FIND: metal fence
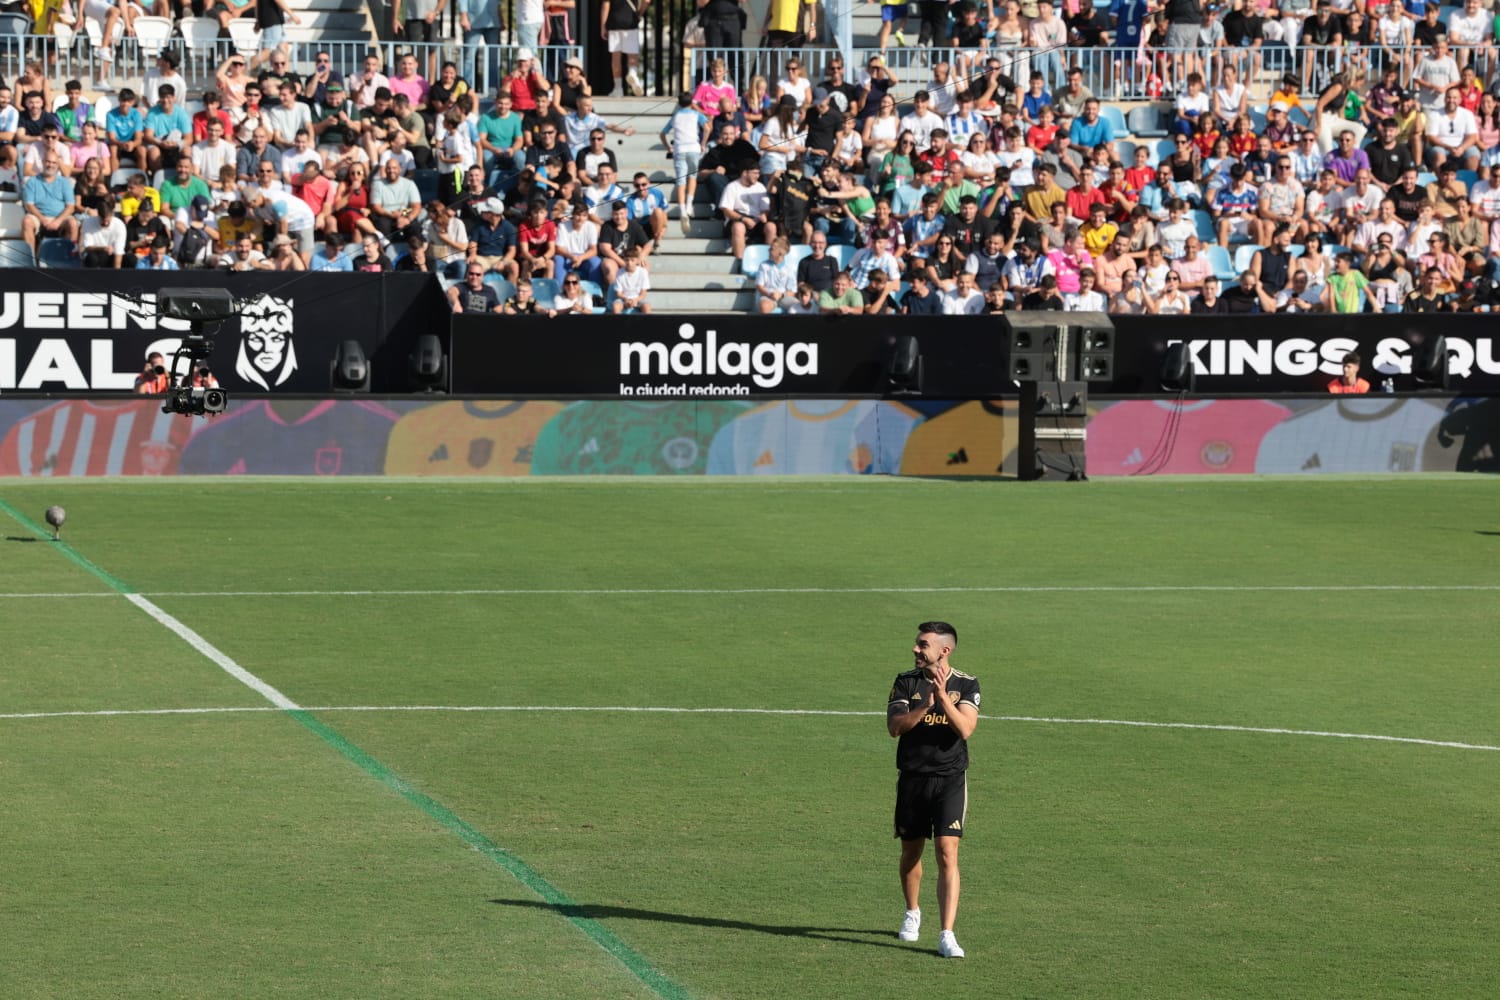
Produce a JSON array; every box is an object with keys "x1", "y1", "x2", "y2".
[
  {"x1": 0, "y1": 36, "x2": 579, "y2": 98},
  {"x1": 692, "y1": 42, "x2": 1497, "y2": 109}
]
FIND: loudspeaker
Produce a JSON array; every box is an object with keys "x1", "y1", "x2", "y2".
[
  {"x1": 1413, "y1": 336, "x2": 1450, "y2": 390},
  {"x1": 1006, "y1": 315, "x2": 1063, "y2": 382},
  {"x1": 410, "y1": 334, "x2": 447, "y2": 392},
  {"x1": 158, "y1": 288, "x2": 236, "y2": 322},
  {"x1": 1077, "y1": 323, "x2": 1114, "y2": 382},
  {"x1": 330, "y1": 339, "x2": 370, "y2": 392},
  {"x1": 1161, "y1": 342, "x2": 1196, "y2": 393},
  {"x1": 887, "y1": 334, "x2": 923, "y2": 394},
  {"x1": 1017, "y1": 381, "x2": 1087, "y2": 481}
]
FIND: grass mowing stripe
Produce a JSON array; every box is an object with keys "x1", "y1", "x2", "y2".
[
  {"x1": 0, "y1": 500, "x2": 691, "y2": 1000},
  {"x1": 5, "y1": 704, "x2": 1499, "y2": 753},
  {"x1": 10, "y1": 584, "x2": 1500, "y2": 599}
]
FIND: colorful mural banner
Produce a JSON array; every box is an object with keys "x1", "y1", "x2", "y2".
[{"x1": 2, "y1": 398, "x2": 1494, "y2": 479}]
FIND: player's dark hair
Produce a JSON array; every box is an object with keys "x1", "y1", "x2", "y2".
[{"x1": 917, "y1": 622, "x2": 957, "y2": 647}]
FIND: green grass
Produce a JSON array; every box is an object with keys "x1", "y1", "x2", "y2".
[{"x1": 1, "y1": 477, "x2": 1497, "y2": 999}]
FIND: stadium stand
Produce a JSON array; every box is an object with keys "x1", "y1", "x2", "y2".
[{"x1": 0, "y1": 1, "x2": 1497, "y2": 316}]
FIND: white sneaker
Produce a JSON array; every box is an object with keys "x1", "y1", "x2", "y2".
[
  {"x1": 938, "y1": 930, "x2": 965, "y2": 958},
  {"x1": 625, "y1": 70, "x2": 644, "y2": 96},
  {"x1": 897, "y1": 909, "x2": 921, "y2": 942}
]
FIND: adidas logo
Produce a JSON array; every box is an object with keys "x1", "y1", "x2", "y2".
[
  {"x1": 754, "y1": 449, "x2": 774, "y2": 467},
  {"x1": 1302, "y1": 452, "x2": 1321, "y2": 470},
  {"x1": 579, "y1": 437, "x2": 600, "y2": 455},
  {"x1": 428, "y1": 444, "x2": 448, "y2": 462},
  {"x1": 1123, "y1": 446, "x2": 1143, "y2": 466},
  {"x1": 947, "y1": 820, "x2": 961, "y2": 830},
  {"x1": 946, "y1": 447, "x2": 968, "y2": 465}
]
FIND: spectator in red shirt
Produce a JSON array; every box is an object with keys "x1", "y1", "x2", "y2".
[
  {"x1": 192, "y1": 91, "x2": 233, "y2": 143},
  {"x1": 917, "y1": 128, "x2": 962, "y2": 175},
  {"x1": 517, "y1": 198, "x2": 558, "y2": 278},
  {"x1": 293, "y1": 160, "x2": 334, "y2": 234},
  {"x1": 1065, "y1": 168, "x2": 1108, "y2": 224}
]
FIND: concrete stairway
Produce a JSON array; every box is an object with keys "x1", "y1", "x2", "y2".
[
  {"x1": 287, "y1": 0, "x2": 375, "y2": 44},
  {"x1": 595, "y1": 96, "x2": 751, "y2": 313}
]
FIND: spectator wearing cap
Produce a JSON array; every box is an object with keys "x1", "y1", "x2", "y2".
[
  {"x1": 597, "y1": 199, "x2": 653, "y2": 283},
  {"x1": 564, "y1": 96, "x2": 633, "y2": 159},
  {"x1": 556, "y1": 57, "x2": 593, "y2": 114},
  {"x1": 21, "y1": 152, "x2": 76, "y2": 255},
  {"x1": 268, "y1": 232, "x2": 306, "y2": 270},
  {"x1": 505, "y1": 49, "x2": 549, "y2": 114},
  {"x1": 459, "y1": 0, "x2": 505, "y2": 92},
  {"x1": 1264, "y1": 102, "x2": 1298, "y2": 151},
  {"x1": 468, "y1": 196, "x2": 520, "y2": 279}
]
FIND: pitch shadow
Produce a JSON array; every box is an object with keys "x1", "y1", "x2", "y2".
[
  {"x1": 4, "y1": 535, "x2": 38, "y2": 543},
  {"x1": 489, "y1": 899, "x2": 910, "y2": 951},
  {"x1": 1476, "y1": 531, "x2": 1500, "y2": 537}
]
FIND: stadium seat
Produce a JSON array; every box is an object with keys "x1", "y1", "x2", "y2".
[
  {"x1": 829, "y1": 244, "x2": 856, "y2": 269},
  {"x1": 1127, "y1": 105, "x2": 1168, "y2": 138},
  {"x1": 531, "y1": 277, "x2": 560, "y2": 309},
  {"x1": 109, "y1": 167, "x2": 138, "y2": 190},
  {"x1": 0, "y1": 200, "x2": 23, "y2": 238},
  {"x1": 1233, "y1": 244, "x2": 1263, "y2": 274},
  {"x1": 1416, "y1": 171, "x2": 1437, "y2": 186},
  {"x1": 1191, "y1": 210, "x2": 1216, "y2": 243},
  {"x1": 1099, "y1": 106, "x2": 1127, "y2": 137},
  {"x1": 1205, "y1": 245, "x2": 1236, "y2": 281},
  {"x1": 1457, "y1": 169, "x2": 1479, "y2": 188},
  {"x1": 38, "y1": 238, "x2": 81, "y2": 268},
  {"x1": 481, "y1": 274, "x2": 515, "y2": 303},
  {"x1": 1155, "y1": 138, "x2": 1176, "y2": 163},
  {"x1": 0, "y1": 238, "x2": 33, "y2": 267},
  {"x1": 0, "y1": 11, "x2": 27, "y2": 35},
  {"x1": 1249, "y1": 105, "x2": 1267, "y2": 132},
  {"x1": 785, "y1": 243, "x2": 812, "y2": 269},
  {"x1": 740, "y1": 244, "x2": 770, "y2": 276},
  {"x1": 131, "y1": 16, "x2": 173, "y2": 58},
  {"x1": 227, "y1": 20, "x2": 261, "y2": 55},
  {"x1": 178, "y1": 17, "x2": 220, "y2": 77},
  {"x1": 412, "y1": 168, "x2": 441, "y2": 207},
  {"x1": 1113, "y1": 139, "x2": 1139, "y2": 167}
]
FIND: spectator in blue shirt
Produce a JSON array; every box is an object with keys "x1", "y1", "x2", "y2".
[
  {"x1": 140, "y1": 237, "x2": 181, "y2": 270},
  {"x1": 625, "y1": 172, "x2": 668, "y2": 244},
  {"x1": 22, "y1": 153, "x2": 78, "y2": 255},
  {"x1": 469, "y1": 197, "x2": 520, "y2": 280},
  {"x1": 310, "y1": 232, "x2": 355, "y2": 271},
  {"x1": 1067, "y1": 99, "x2": 1115, "y2": 155},
  {"x1": 143, "y1": 85, "x2": 193, "y2": 174},
  {"x1": 106, "y1": 89, "x2": 146, "y2": 167}
]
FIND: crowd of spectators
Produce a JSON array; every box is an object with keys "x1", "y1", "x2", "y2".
[
  {"x1": 664, "y1": 2, "x2": 1500, "y2": 316},
  {"x1": 9, "y1": 0, "x2": 1500, "y2": 317}
]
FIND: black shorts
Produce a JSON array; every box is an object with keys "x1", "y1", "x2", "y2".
[
  {"x1": 723, "y1": 217, "x2": 766, "y2": 242},
  {"x1": 404, "y1": 18, "x2": 435, "y2": 42},
  {"x1": 894, "y1": 770, "x2": 967, "y2": 841}
]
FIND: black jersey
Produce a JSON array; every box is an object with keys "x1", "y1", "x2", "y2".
[{"x1": 887, "y1": 666, "x2": 981, "y2": 775}]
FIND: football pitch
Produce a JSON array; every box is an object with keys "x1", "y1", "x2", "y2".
[{"x1": 2, "y1": 475, "x2": 1497, "y2": 999}]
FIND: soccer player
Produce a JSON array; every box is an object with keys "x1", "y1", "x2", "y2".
[{"x1": 886, "y1": 621, "x2": 980, "y2": 959}]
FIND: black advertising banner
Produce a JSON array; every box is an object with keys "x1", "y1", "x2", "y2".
[
  {"x1": 454, "y1": 313, "x2": 1500, "y2": 399},
  {"x1": 1103, "y1": 314, "x2": 1500, "y2": 395},
  {"x1": 0, "y1": 271, "x2": 445, "y2": 396},
  {"x1": 452, "y1": 314, "x2": 1012, "y2": 397}
]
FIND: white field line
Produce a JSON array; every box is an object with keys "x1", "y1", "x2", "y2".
[
  {"x1": 123, "y1": 593, "x2": 301, "y2": 710},
  {"x1": 3, "y1": 703, "x2": 1497, "y2": 753},
  {"x1": 5, "y1": 584, "x2": 1500, "y2": 599}
]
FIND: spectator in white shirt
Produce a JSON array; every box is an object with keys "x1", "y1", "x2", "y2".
[
  {"x1": 1424, "y1": 87, "x2": 1479, "y2": 170},
  {"x1": 899, "y1": 91, "x2": 945, "y2": 152},
  {"x1": 1446, "y1": 0, "x2": 1494, "y2": 69},
  {"x1": 942, "y1": 270, "x2": 984, "y2": 313},
  {"x1": 79, "y1": 196, "x2": 127, "y2": 268},
  {"x1": 609, "y1": 248, "x2": 652, "y2": 313},
  {"x1": 1412, "y1": 40, "x2": 1461, "y2": 113},
  {"x1": 1065, "y1": 268, "x2": 1108, "y2": 311},
  {"x1": 719, "y1": 163, "x2": 776, "y2": 260}
]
